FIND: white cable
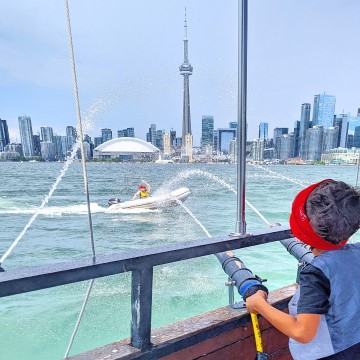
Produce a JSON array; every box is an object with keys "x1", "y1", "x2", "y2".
[
  {"x1": 63, "y1": 0, "x2": 97, "y2": 357},
  {"x1": 64, "y1": 0, "x2": 96, "y2": 261}
]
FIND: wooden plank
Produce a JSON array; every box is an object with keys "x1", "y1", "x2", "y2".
[{"x1": 69, "y1": 284, "x2": 297, "y2": 360}]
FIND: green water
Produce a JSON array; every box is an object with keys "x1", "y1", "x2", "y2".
[{"x1": 0, "y1": 162, "x2": 359, "y2": 359}]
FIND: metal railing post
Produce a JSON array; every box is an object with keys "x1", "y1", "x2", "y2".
[
  {"x1": 131, "y1": 267, "x2": 153, "y2": 351},
  {"x1": 235, "y1": 0, "x2": 248, "y2": 236}
]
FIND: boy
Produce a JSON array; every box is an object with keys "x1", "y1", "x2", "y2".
[
  {"x1": 246, "y1": 179, "x2": 360, "y2": 359},
  {"x1": 132, "y1": 180, "x2": 151, "y2": 200}
]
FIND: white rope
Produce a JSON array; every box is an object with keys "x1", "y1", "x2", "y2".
[
  {"x1": 64, "y1": 0, "x2": 96, "y2": 261},
  {"x1": 64, "y1": 279, "x2": 95, "y2": 358},
  {"x1": 63, "y1": 0, "x2": 97, "y2": 357}
]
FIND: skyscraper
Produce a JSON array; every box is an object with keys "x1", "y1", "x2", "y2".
[
  {"x1": 293, "y1": 120, "x2": 300, "y2": 158},
  {"x1": 259, "y1": 122, "x2": 268, "y2": 141},
  {"x1": 201, "y1": 115, "x2": 214, "y2": 148},
  {"x1": 229, "y1": 122, "x2": 238, "y2": 139},
  {"x1": 334, "y1": 114, "x2": 349, "y2": 148},
  {"x1": 40, "y1": 142, "x2": 56, "y2": 161},
  {"x1": 312, "y1": 94, "x2": 336, "y2": 130},
  {"x1": 346, "y1": 114, "x2": 360, "y2": 135},
  {"x1": 147, "y1": 124, "x2": 157, "y2": 146},
  {"x1": 156, "y1": 130, "x2": 164, "y2": 150},
  {"x1": 18, "y1": 115, "x2": 35, "y2": 157},
  {"x1": 278, "y1": 134, "x2": 295, "y2": 161},
  {"x1": 305, "y1": 126, "x2": 324, "y2": 161},
  {"x1": 179, "y1": 9, "x2": 193, "y2": 146},
  {"x1": 354, "y1": 126, "x2": 360, "y2": 148},
  {"x1": 101, "y1": 128, "x2": 112, "y2": 143},
  {"x1": 40, "y1": 126, "x2": 54, "y2": 142},
  {"x1": 0, "y1": 119, "x2": 10, "y2": 151},
  {"x1": 251, "y1": 139, "x2": 265, "y2": 162},
  {"x1": 299, "y1": 103, "x2": 311, "y2": 159},
  {"x1": 94, "y1": 137, "x2": 103, "y2": 148},
  {"x1": 216, "y1": 128, "x2": 237, "y2": 154},
  {"x1": 53, "y1": 135, "x2": 66, "y2": 160},
  {"x1": 66, "y1": 126, "x2": 77, "y2": 154},
  {"x1": 118, "y1": 128, "x2": 135, "y2": 138},
  {"x1": 324, "y1": 127, "x2": 339, "y2": 151},
  {"x1": 170, "y1": 130, "x2": 176, "y2": 148},
  {"x1": 273, "y1": 127, "x2": 288, "y2": 159},
  {"x1": 163, "y1": 133, "x2": 171, "y2": 156},
  {"x1": 33, "y1": 134, "x2": 41, "y2": 156}
]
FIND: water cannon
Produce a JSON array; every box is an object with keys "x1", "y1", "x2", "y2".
[
  {"x1": 281, "y1": 238, "x2": 313, "y2": 264},
  {"x1": 216, "y1": 252, "x2": 268, "y2": 303},
  {"x1": 280, "y1": 238, "x2": 314, "y2": 283},
  {"x1": 217, "y1": 252, "x2": 269, "y2": 359}
]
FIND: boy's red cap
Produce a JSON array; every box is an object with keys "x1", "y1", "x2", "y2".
[{"x1": 289, "y1": 179, "x2": 348, "y2": 250}]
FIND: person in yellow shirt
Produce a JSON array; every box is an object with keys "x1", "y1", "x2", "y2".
[{"x1": 132, "y1": 180, "x2": 151, "y2": 200}]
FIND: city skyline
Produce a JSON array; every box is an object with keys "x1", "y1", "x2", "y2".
[
  {"x1": 1, "y1": 1, "x2": 360, "y2": 145},
  {"x1": 2, "y1": 90, "x2": 360, "y2": 162},
  {"x1": 2, "y1": 91, "x2": 359, "y2": 146}
]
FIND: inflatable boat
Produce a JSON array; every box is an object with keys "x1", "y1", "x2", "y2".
[{"x1": 108, "y1": 187, "x2": 191, "y2": 210}]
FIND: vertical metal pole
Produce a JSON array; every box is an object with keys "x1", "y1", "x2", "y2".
[
  {"x1": 235, "y1": 0, "x2": 248, "y2": 235},
  {"x1": 131, "y1": 267, "x2": 153, "y2": 351}
]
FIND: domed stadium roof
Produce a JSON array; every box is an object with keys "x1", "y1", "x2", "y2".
[
  {"x1": 95, "y1": 137, "x2": 159, "y2": 153},
  {"x1": 94, "y1": 137, "x2": 160, "y2": 159}
]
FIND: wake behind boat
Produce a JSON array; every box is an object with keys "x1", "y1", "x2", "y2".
[{"x1": 108, "y1": 187, "x2": 191, "y2": 210}]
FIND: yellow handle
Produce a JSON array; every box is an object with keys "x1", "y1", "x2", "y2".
[{"x1": 251, "y1": 313, "x2": 263, "y2": 352}]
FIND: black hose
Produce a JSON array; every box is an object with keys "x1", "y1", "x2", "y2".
[{"x1": 216, "y1": 252, "x2": 268, "y2": 301}]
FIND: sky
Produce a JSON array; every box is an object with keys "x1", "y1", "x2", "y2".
[{"x1": 1, "y1": 0, "x2": 360, "y2": 146}]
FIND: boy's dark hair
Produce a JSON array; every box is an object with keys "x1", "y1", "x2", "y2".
[{"x1": 305, "y1": 180, "x2": 360, "y2": 244}]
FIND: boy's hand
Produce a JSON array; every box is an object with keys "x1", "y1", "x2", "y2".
[{"x1": 245, "y1": 290, "x2": 268, "y2": 314}]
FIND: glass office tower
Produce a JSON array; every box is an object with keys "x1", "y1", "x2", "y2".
[
  {"x1": 18, "y1": 115, "x2": 35, "y2": 157},
  {"x1": 0, "y1": 119, "x2": 10, "y2": 151},
  {"x1": 259, "y1": 122, "x2": 268, "y2": 141},
  {"x1": 299, "y1": 103, "x2": 311, "y2": 159},
  {"x1": 201, "y1": 115, "x2": 214, "y2": 148},
  {"x1": 312, "y1": 94, "x2": 336, "y2": 130}
]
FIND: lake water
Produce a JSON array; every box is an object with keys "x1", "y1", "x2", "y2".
[{"x1": 0, "y1": 162, "x2": 359, "y2": 359}]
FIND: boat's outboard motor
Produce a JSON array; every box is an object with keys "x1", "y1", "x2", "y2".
[{"x1": 108, "y1": 198, "x2": 121, "y2": 206}]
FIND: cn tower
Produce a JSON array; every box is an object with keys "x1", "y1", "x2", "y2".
[{"x1": 179, "y1": 8, "x2": 193, "y2": 146}]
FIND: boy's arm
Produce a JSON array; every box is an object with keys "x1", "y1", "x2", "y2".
[
  {"x1": 132, "y1": 191, "x2": 139, "y2": 200},
  {"x1": 142, "y1": 180, "x2": 151, "y2": 193},
  {"x1": 246, "y1": 290, "x2": 321, "y2": 343}
]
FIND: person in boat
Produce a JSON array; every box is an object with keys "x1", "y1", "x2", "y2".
[
  {"x1": 132, "y1": 180, "x2": 151, "y2": 200},
  {"x1": 246, "y1": 179, "x2": 360, "y2": 360}
]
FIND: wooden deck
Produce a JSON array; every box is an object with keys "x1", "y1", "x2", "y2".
[{"x1": 69, "y1": 284, "x2": 296, "y2": 360}]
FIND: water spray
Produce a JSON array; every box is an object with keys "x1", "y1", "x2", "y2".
[
  {"x1": 177, "y1": 197, "x2": 270, "y2": 360},
  {"x1": 177, "y1": 201, "x2": 268, "y2": 302},
  {"x1": 0, "y1": 142, "x2": 81, "y2": 267}
]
